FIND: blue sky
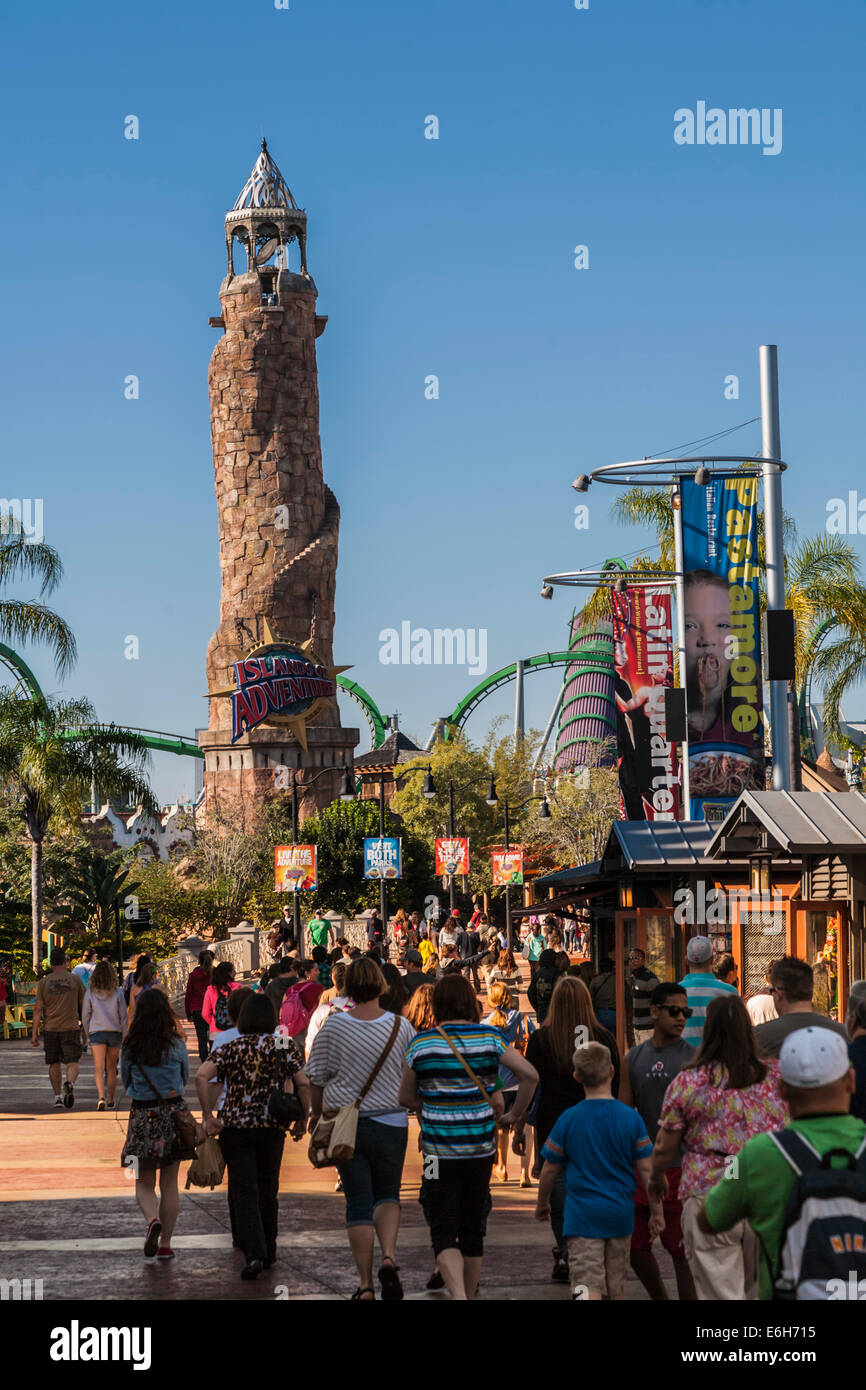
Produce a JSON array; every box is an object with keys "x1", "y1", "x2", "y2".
[{"x1": 1, "y1": 0, "x2": 864, "y2": 801}]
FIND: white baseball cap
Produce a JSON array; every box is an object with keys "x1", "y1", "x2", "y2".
[
  {"x1": 686, "y1": 935, "x2": 714, "y2": 964},
  {"x1": 778, "y1": 1026, "x2": 851, "y2": 1089}
]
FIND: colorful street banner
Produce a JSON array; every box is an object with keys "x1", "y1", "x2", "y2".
[
  {"x1": 681, "y1": 475, "x2": 764, "y2": 820},
  {"x1": 492, "y1": 849, "x2": 524, "y2": 886},
  {"x1": 435, "y1": 837, "x2": 470, "y2": 877},
  {"x1": 611, "y1": 587, "x2": 679, "y2": 822},
  {"x1": 274, "y1": 844, "x2": 317, "y2": 892},
  {"x1": 363, "y1": 837, "x2": 402, "y2": 879}
]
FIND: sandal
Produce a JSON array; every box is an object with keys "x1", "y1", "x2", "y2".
[
  {"x1": 378, "y1": 1259, "x2": 403, "y2": 1301},
  {"x1": 351, "y1": 1286, "x2": 375, "y2": 1300}
]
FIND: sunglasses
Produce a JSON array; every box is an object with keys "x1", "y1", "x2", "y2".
[{"x1": 658, "y1": 1005, "x2": 693, "y2": 1019}]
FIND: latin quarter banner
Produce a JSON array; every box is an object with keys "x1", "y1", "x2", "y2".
[
  {"x1": 611, "y1": 587, "x2": 679, "y2": 821},
  {"x1": 680, "y1": 475, "x2": 765, "y2": 820}
]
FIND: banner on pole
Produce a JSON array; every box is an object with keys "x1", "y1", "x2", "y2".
[
  {"x1": 492, "y1": 850, "x2": 524, "y2": 886},
  {"x1": 611, "y1": 586, "x2": 679, "y2": 821},
  {"x1": 435, "y1": 837, "x2": 470, "y2": 877},
  {"x1": 363, "y1": 837, "x2": 402, "y2": 879},
  {"x1": 274, "y1": 844, "x2": 317, "y2": 892},
  {"x1": 681, "y1": 475, "x2": 765, "y2": 820}
]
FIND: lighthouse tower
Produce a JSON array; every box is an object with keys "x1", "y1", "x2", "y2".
[{"x1": 199, "y1": 142, "x2": 358, "y2": 823}]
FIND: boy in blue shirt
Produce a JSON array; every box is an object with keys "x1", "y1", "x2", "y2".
[{"x1": 535, "y1": 1041, "x2": 662, "y2": 1300}]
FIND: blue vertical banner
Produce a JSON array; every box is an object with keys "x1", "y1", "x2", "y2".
[
  {"x1": 363, "y1": 837, "x2": 402, "y2": 879},
  {"x1": 680, "y1": 475, "x2": 765, "y2": 820}
]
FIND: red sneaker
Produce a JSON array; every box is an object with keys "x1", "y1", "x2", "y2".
[{"x1": 156, "y1": 1247, "x2": 175, "y2": 1260}]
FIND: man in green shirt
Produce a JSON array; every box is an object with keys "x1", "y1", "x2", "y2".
[
  {"x1": 699, "y1": 1026, "x2": 866, "y2": 1299},
  {"x1": 306, "y1": 914, "x2": 331, "y2": 953}
]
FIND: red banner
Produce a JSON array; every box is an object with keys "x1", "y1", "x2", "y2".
[
  {"x1": 492, "y1": 850, "x2": 524, "y2": 886},
  {"x1": 274, "y1": 845, "x2": 317, "y2": 892},
  {"x1": 611, "y1": 588, "x2": 680, "y2": 821},
  {"x1": 435, "y1": 837, "x2": 469, "y2": 876}
]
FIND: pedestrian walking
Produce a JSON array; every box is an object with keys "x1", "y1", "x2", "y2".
[
  {"x1": 535, "y1": 1041, "x2": 661, "y2": 1302},
  {"x1": 398, "y1": 974, "x2": 538, "y2": 1300},
  {"x1": 120, "y1": 989, "x2": 196, "y2": 1261},
  {"x1": 196, "y1": 993, "x2": 309, "y2": 1280},
  {"x1": 678, "y1": 936, "x2": 738, "y2": 1046},
  {"x1": 82, "y1": 960, "x2": 128, "y2": 1110},
  {"x1": 618, "y1": 981, "x2": 696, "y2": 1301},
  {"x1": 30, "y1": 947, "x2": 85, "y2": 1109},
  {"x1": 72, "y1": 948, "x2": 97, "y2": 989},
  {"x1": 753, "y1": 955, "x2": 849, "y2": 1058},
  {"x1": 184, "y1": 950, "x2": 214, "y2": 1062},
  {"x1": 588, "y1": 956, "x2": 618, "y2": 1034},
  {"x1": 745, "y1": 961, "x2": 779, "y2": 1027},
  {"x1": 649, "y1": 993, "x2": 788, "y2": 1300},
  {"x1": 306, "y1": 957, "x2": 416, "y2": 1300},
  {"x1": 628, "y1": 948, "x2": 660, "y2": 1046},
  {"x1": 522, "y1": 922, "x2": 545, "y2": 979},
  {"x1": 202, "y1": 961, "x2": 241, "y2": 1038},
  {"x1": 519, "y1": 975, "x2": 619, "y2": 1281},
  {"x1": 698, "y1": 1027, "x2": 866, "y2": 1299},
  {"x1": 527, "y1": 949, "x2": 559, "y2": 1025},
  {"x1": 484, "y1": 983, "x2": 534, "y2": 1187}
]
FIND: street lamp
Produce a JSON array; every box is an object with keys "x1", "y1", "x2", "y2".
[
  {"x1": 340, "y1": 763, "x2": 434, "y2": 939},
  {"x1": 288, "y1": 765, "x2": 353, "y2": 945},
  {"x1": 485, "y1": 782, "x2": 552, "y2": 950},
  {"x1": 426, "y1": 772, "x2": 496, "y2": 913}
]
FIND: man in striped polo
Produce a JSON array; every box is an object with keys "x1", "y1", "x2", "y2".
[{"x1": 678, "y1": 936, "x2": 738, "y2": 1047}]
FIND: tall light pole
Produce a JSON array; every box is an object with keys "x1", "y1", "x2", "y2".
[
  {"x1": 290, "y1": 766, "x2": 355, "y2": 946},
  {"x1": 671, "y1": 488, "x2": 691, "y2": 816},
  {"x1": 486, "y1": 777, "x2": 551, "y2": 950},
  {"x1": 760, "y1": 344, "x2": 791, "y2": 791},
  {"x1": 342, "y1": 764, "x2": 434, "y2": 941}
]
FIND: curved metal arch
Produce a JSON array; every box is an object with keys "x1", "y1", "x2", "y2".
[
  {"x1": 443, "y1": 652, "x2": 575, "y2": 738},
  {"x1": 0, "y1": 642, "x2": 46, "y2": 702},
  {"x1": 336, "y1": 676, "x2": 387, "y2": 750}
]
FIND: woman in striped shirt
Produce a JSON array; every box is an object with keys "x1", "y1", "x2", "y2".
[{"x1": 398, "y1": 974, "x2": 537, "y2": 1300}]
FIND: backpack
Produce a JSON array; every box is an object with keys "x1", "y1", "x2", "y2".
[
  {"x1": 769, "y1": 1129, "x2": 866, "y2": 1300},
  {"x1": 214, "y1": 988, "x2": 232, "y2": 1031},
  {"x1": 280, "y1": 983, "x2": 314, "y2": 1038}
]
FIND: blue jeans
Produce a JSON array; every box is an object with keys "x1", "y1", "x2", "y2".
[
  {"x1": 336, "y1": 1117, "x2": 408, "y2": 1226},
  {"x1": 596, "y1": 1008, "x2": 616, "y2": 1033}
]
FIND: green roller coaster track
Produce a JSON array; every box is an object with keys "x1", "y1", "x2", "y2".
[
  {"x1": 442, "y1": 652, "x2": 576, "y2": 738},
  {"x1": 0, "y1": 646, "x2": 389, "y2": 758}
]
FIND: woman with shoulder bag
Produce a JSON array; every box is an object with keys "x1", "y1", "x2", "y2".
[
  {"x1": 195, "y1": 992, "x2": 309, "y2": 1281},
  {"x1": 398, "y1": 974, "x2": 538, "y2": 1301},
  {"x1": 120, "y1": 989, "x2": 197, "y2": 1261},
  {"x1": 305, "y1": 957, "x2": 416, "y2": 1301}
]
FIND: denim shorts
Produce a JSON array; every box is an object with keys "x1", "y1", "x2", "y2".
[
  {"x1": 89, "y1": 1031, "x2": 123, "y2": 1046},
  {"x1": 336, "y1": 1116, "x2": 409, "y2": 1226}
]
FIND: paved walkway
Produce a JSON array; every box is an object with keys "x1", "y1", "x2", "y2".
[{"x1": 0, "y1": 993, "x2": 676, "y2": 1301}]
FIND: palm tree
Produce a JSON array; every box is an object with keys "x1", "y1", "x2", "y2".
[
  {"x1": 64, "y1": 847, "x2": 141, "y2": 942},
  {"x1": 581, "y1": 482, "x2": 866, "y2": 753},
  {"x1": 0, "y1": 520, "x2": 76, "y2": 675},
  {"x1": 0, "y1": 692, "x2": 158, "y2": 970}
]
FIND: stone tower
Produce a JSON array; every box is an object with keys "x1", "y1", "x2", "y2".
[{"x1": 199, "y1": 141, "x2": 358, "y2": 824}]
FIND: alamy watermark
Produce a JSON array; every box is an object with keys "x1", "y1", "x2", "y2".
[
  {"x1": 673, "y1": 883, "x2": 784, "y2": 925},
  {"x1": 379, "y1": 623, "x2": 487, "y2": 676},
  {"x1": 0, "y1": 499, "x2": 44, "y2": 542},
  {"x1": 674, "y1": 103, "x2": 782, "y2": 156},
  {"x1": 826, "y1": 492, "x2": 866, "y2": 535},
  {"x1": 1, "y1": 1276, "x2": 44, "y2": 1300}
]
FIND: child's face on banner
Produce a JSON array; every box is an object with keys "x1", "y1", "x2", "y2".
[{"x1": 684, "y1": 581, "x2": 732, "y2": 692}]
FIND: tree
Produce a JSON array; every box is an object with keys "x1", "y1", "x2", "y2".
[
  {"x1": 0, "y1": 692, "x2": 157, "y2": 970},
  {"x1": 64, "y1": 846, "x2": 141, "y2": 940},
  {"x1": 263, "y1": 795, "x2": 433, "y2": 919},
  {"x1": 0, "y1": 519, "x2": 76, "y2": 676},
  {"x1": 184, "y1": 812, "x2": 265, "y2": 939},
  {"x1": 524, "y1": 765, "x2": 620, "y2": 865}
]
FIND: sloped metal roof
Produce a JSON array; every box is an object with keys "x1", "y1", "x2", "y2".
[
  {"x1": 609, "y1": 820, "x2": 716, "y2": 870},
  {"x1": 707, "y1": 790, "x2": 866, "y2": 856}
]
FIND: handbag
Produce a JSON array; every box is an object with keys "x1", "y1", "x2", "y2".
[
  {"x1": 138, "y1": 1064, "x2": 206, "y2": 1151},
  {"x1": 309, "y1": 1015, "x2": 402, "y2": 1169},
  {"x1": 185, "y1": 1135, "x2": 226, "y2": 1190},
  {"x1": 434, "y1": 1025, "x2": 504, "y2": 1120},
  {"x1": 267, "y1": 1048, "x2": 304, "y2": 1127}
]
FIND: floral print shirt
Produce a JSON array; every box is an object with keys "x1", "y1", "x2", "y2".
[
  {"x1": 657, "y1": 1062, "x2": 788, "y2": 1199},
  {"x1": 213, "y1": 1033, "x2": 303, "y2": 1129}
]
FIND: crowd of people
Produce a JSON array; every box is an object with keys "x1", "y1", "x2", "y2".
[{"x1": 24, "y1": 905, "x2": 866, "y2": 1300}]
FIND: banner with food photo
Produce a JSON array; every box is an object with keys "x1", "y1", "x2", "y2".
[
  {"x1": 611, "y1": 586, "x2": 679, "y2": 822},
  {"x1": 274, "y1": 844, "x2": 317, "y2": 892},
  {"x1": 491, "y1": 849, "x2": 524, "y2": 886},
  {"x1": 435, "y1": 837, "x2": 470, "y2": 876},
  {"x1": 680, "y1": 474, "x2": 765, "y2": 820}
]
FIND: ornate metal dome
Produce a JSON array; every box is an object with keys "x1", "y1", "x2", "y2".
[{"x1": 233, "y1": 139, "x2": 299, "y2": 212}]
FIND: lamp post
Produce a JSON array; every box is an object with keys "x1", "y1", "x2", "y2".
[
  {"x1": 431, "y1": 774, "x2": 490, "y2": 914},
  {"x1": 289, "y1": 765, "x2": 355, "y2": 946},
  {"x1": 485, "y1": 777, "x2": 551, "y2": 950},
  {"x1": 340, "y1": 763, "x2": 434, "y2": 943}
]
